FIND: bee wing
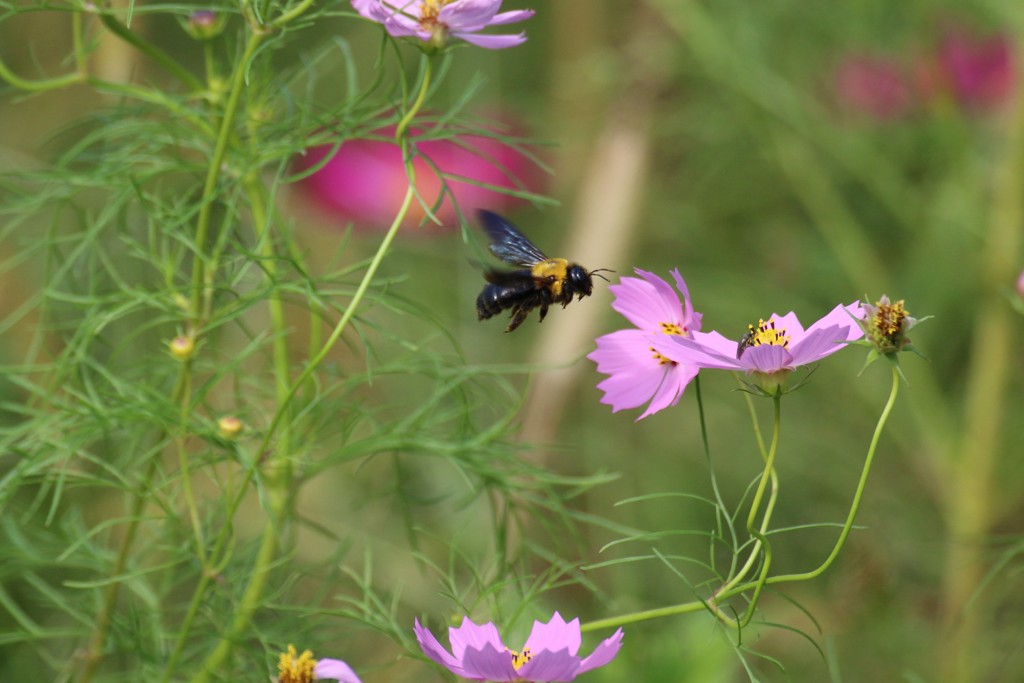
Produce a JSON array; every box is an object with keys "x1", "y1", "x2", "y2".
[{"x1": 478, "y1": 210, "x2": 548, "y2": 267}]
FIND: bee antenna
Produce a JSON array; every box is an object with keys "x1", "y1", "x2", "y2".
[{"x1": 589, "y1": 268, "x2": 615, "y2": 283}]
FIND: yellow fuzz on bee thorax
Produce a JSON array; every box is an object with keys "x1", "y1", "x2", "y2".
[
  {"x1": 532, "y1": 258, "x2": 570, "y2": 297},
  {"x1": 746, "y1": 318, "x2": 790, "y2": 349},
  {"x1": 278, "y1": 645, "x2": 317, "y2": 683},
  {"x1": 507, "y1": 647, "x2": 533, "y2": 670}
]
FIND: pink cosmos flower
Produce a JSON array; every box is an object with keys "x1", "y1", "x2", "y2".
[
  {"x1": 587, "y1": 269, "x2": 702, "y2": 420},
  {"x1": 833, "y1": 54, "x2": 916, "y2": 121},
  {"x1": 352, "y1": 0, "x2": 535, "y2": 49},
  {"x1": 293, "y1": 126, "x2": 541, "y2": 231},
  {"x1": 415, "y1": 613, "x2": 623, "y2": 682},
  {"x1": 652, "y1": 302, "x2": 864, "y2": 390}
]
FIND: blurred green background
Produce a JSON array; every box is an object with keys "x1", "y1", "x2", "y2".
[{"x1": 2, "y1": 0, "x2": 1023, "y2": 681}]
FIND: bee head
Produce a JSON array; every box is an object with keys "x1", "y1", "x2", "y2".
[{"x1": 565, "y1": 264, "x2": 594, "y2": 298}]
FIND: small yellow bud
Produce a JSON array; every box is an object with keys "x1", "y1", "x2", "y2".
[
  {"x1": 217, "y1": 416, "x2": 243, "y2": 439},
  {"x1": 169, "y1": 335, "x2": 196, "y2": 360}
]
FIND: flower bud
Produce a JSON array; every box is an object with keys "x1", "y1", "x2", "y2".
[
  {"x1": 169, "y1": 335, "x2": 196, "y2": 361},
  {"x1": 861, "y1": 296, "x2": 916, "y2": 355},
  {"x1": 217, "y1": 416, "x2": 243, "y2": 439},
  {"x1": 181, "y1": 10, "x2": 226, "y2": 41}
]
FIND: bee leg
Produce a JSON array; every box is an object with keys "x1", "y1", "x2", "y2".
[
  {"x1": 505, "y1": 306, "x2": 531, "y2": 333},
  {"x1": 538, "y1": 303, "x2": 549, "y2": 323}
]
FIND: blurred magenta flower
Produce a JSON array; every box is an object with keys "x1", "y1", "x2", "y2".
[
  {"x1": 833, "y1": 54, "x2": 916, "y2": 121},
  {"x1": 277, "y1": 645, "x2": 361, "y2": 683},
  {"x1": 587, "y1": 269, "x2": 702, "y2": 420},
  {"x1": 652, "y1": 303, "x2": 864, "y2": 393},
  {"x1": 1017, "y1": 269, "x2": 1024, "y2": 297},
  {"x1": 294, "y1": 126, "x2": 540, "y2": 231},
  {"x1": 924, "y1": 24, "x2": 1017, "y2": 112},
  {"x1": 415, "y1": 613, "x2": 623, "y2": 682},
  {"x1": 352, "y1": 0, "x2": 534, "y2": 49}
]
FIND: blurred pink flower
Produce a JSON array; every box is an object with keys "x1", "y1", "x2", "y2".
[
  {"x1": 352, "y1": 0, "x2": 534, "y2": 49},
  {"x1": 1016, "y1": 269, "x2": 1024, "y2": 298},
  {"x1": 294, "y1": 127, "x2": 541, "y2": 231},
  {"x1": 415, "y1": 613, "x2": 623, "y2": 681},
  {"x1": 587, "y1": 269, "x2": 702, "y2": 420},
  {"x1": 926, "y1": 24, "x2": 1017, "y2": 111},
  {"x1": 833, "y1": 54, "x2": 915, "y2": 121}
]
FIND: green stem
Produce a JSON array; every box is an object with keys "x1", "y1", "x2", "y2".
[
  {"x1": 769, "y1": 364, "x2": 899, "y2": 583},
  {"x1": 733, "y1": 394, "x2": 782, "y2": 625},
  {"x1": 716, "y1": 388, "x2": 780, "y2": 597},
  {"x1": 98, "y1": 12, "x2": 203, "y2": 91},
  {"x1": 0, "y1": 54, "x2": 84, "y2": 91},
  {"x1": 189, "y1": 31, "x2": 266, "y2": 322},
  {"x1": 271, "y1": 0, "x2": 319, "y2": 28}
]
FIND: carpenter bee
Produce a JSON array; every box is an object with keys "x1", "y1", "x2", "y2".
[{"x1": 475, "y1": 210, "x2": 610, "y2": 333}]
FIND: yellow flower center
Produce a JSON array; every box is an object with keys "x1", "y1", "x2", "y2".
[
  {"x1": 660, "y1": 321, "x2": 685, "y2": 336},
  {"x1": 278, "y1": 645, "x2": 317, "y2": 683},
  {"x1": 507, "y1": 646, "x2": 533, "y2": 670},
  {"x1": 741, "y1": 318, "x2": 790, "y2": 353},
  {"x1": 648, "y1": 320, "x2": 686, "y2": 365}
]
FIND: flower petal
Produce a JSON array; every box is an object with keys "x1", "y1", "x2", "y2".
[
  {"x1": 488, "y1": 9, "x2": 536, "y2": 25},
  {"x1": 576, "y1": 628, "x2": 624, "y2": 674},
  {"x1": 314, "y1": 658, "x2": 363, "y2": 683},
  {"x1": 449, "y1": 617, "x2": 506, "y2": 662},
  {"x1": 787, "y1": 325, "x2": 849, "y2": 365},
  {"x1": 638, "y1": 361, "x2": 698, "y2": 420},
  {"x1": 516, "y1": 648, "x2": 582, "y2": 682},
  {"x1": 415, "y1": 619, "x2": 464, "y2": 674},
  {"x1": 438, "y1": 0, "x2": 502, "y2": 30},
  {"x1": 524, "y1": 612, "x2": 581, "y2": 656},
  {"x1": 653, "y1": 331, "x2": 742, "y2": 370},
  {"x1": 609, "y1": 269, "x2": 684, "y2": 330},
  {"x1": 802, "y1": 302, "x2": 865, "y2": 340},
  {"x1": 454, "y1": 31, "x2": 528, "y2": 49},
  {"x1": 669, "y1": 268, "x2": 701, "y2": 332},
  {"x1": 460, "y1": 643, "x2": 518, "y2": 681},
  {"x1": 765, "y1": 311, "x2": 804, "y2": 341},
  {"x1": 739, "y1": 344, "x2": 792, "y2": 373},
  {"x1": 589, "y1": 330, "x2": 676, "y2": 413}
]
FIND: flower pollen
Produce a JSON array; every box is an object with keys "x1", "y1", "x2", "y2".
[
  {"x1": 740, "y1": 318, "x2": 791, "y2": 355},
  {"x1": 649, "y1": 347, "x2": 677, "y2": 366},
  {"x1": 660, "y1": 321, "x2": 685, "y2": 335},
  {"x1": 507, "y1": 646, "x2": 533, "y2": 670},
  {"x1": 278, "y1": 645, "x2": 317, "y2": 683},
  {"x1": 873, "y1": 298, "x2": 907, "y2": 338},
  {"x1": 863, "y1": 295, "x2": 916, "y2": 355}
]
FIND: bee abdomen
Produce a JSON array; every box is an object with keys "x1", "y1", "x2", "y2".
[{"x1": 476, "y1": 284, "x2": 508, "y2": 320}]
